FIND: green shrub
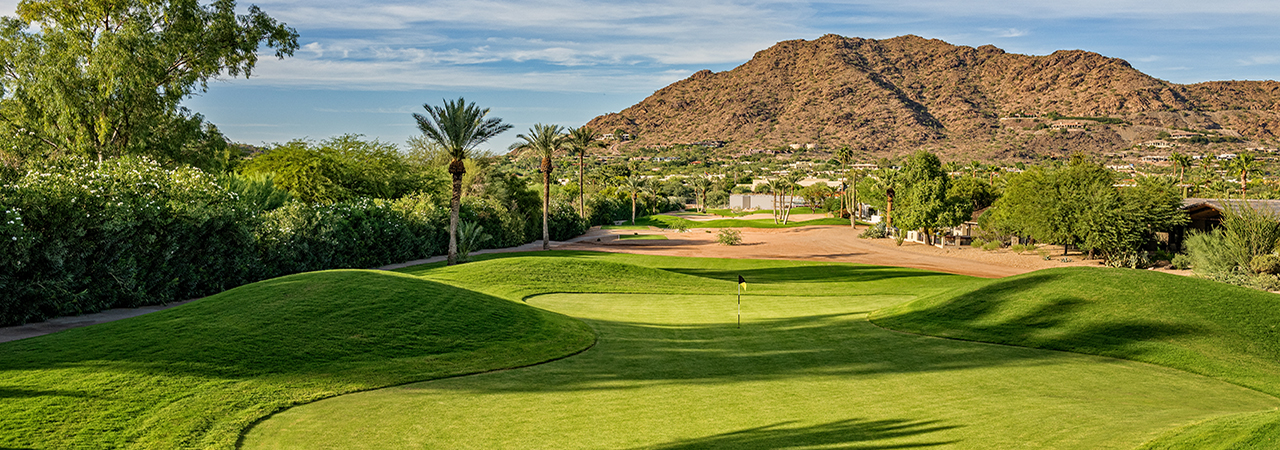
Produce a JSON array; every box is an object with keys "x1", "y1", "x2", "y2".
[
  {"x1": 1171, "y1": 253, "x2": 1192, "y2": 270},
  {"x1": 1220, "y1": 204, "x2": 1280, "y2": 271},
  {"x1": 1253, "y1": 274, "x2": 1280, "y2": 291},
  {"x1": 671, "y1": 217, "x2": 694, "y2": 232},
  {"x1": 982, "y1": 241, "x2": 1001, "y2": 251},
  {"x1": 970, "y1": 238, "x2": 986, "y2": 249},
  {"x1": 1185, "y1": 229, "x2": 1238, "y2": 277},
  {"x1": 716, "y1": 229, "x2": 743, "y2": 245},
  {"x1": 859, "y1": 222, "x2": 888, "y2": 239},
  {"x1": 456, "y1": 221, "x2": 492, "y2": 263},
  {"x1": 0, "y1": 156, "x2": 257, "y2": 325},
  {"x1": 1104, "y1": 251, "x2": 1151, "y2": 269},
  {"x1": 1250, "y1": 254, "x2": 1280, "y2": 274}
]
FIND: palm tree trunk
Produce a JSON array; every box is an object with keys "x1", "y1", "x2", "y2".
[
  {"x1": 579, "y1": 152, "x2": 586, "y2": 219},
  {"x1": 448, "y1": 172, "x2": 463, "y2": 265},
  {"x1": 850, "y1": 173, "x2": 858, "y2": 228},
  {"x1": 543, "y1": 158, "x2": 551, "y2": 250},
  {"x1": 631, "y1": 193, "x2": 637, "y2": 225}
]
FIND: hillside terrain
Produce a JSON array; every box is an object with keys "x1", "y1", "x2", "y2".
[{"x1": 586, "y1": 34, "x2": 1280, "y2": 160}]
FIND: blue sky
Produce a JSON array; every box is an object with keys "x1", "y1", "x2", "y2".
[{"x1": 5, "y1": 1, "x2": 1279, "y2": 152}]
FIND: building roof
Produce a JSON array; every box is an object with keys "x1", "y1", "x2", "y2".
[{"x1": 1182, "y1": 198, "x2": 1280, "y2": 217}]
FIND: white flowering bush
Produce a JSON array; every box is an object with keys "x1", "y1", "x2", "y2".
[{"x1": 0, "y1": 156, "x2": 257, "y2": 324}]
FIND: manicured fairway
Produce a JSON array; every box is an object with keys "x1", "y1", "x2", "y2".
[
  {"x1": 242, "y1": 255, "x2": 1280, "y2": 449},
  {"x1": 0, "y1": 270, "x2": 593, "y2": 449}
]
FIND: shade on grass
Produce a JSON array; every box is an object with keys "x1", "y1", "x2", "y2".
[
  {"x1": 0, "y1": 270, "x2": 593, "y2": 449},
  {"x1": 244, "y1": 255, "x2": 1279, "y2": 449},
  {"x1": 871, "y1": 267, "x2": 1280, "y2": 448}
]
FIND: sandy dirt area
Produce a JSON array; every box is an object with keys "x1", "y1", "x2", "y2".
[{"x1": 562, "y1": 224, "x2": 1120, "y2": 279}]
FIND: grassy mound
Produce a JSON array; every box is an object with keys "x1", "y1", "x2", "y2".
[
  {"x1": 871, "y1": 266, "x2": 1280, "y2": 447},
  {"x1": 0, "y1": 269, "x2": 593, "y2": 449},
  {"x1": 245, "y1": 256, "x2": 1278, "y2": 449}
]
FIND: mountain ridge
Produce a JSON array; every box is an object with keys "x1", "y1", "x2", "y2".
[{"x1": 585, "y1": 34, "x2": 1280, "y2": 159}]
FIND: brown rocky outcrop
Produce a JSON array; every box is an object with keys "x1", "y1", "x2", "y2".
[{"x1": 585, "y1": 35, "x2": 1280, "y2": 158}]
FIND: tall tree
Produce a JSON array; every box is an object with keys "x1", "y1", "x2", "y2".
[
  {"x1": 892, "y1": 150, "x2": 969, "y2": 245},
  {"x1": 414, "y1": 98, "x2": 512, "y2": 265},
  {"x1": 1230, "y1": 153, "x2": 1259, "y2": 198},
  {"x1": 690, "y1": 175, "x2": 712, "y2": 213},
  {"x1": 620, "y1": 173, "x2": 645, "y2": 225},
  {"x1": 564, "y1": 126, "x2": 602, "y2": 218},
  {"x1": 0, "y1": 0, "x2": 299, "y2": 168},
  {"x1": 835, "y1": 145, "x2": 855, "y2": 225},
  {"x1": 1169, "y1": 152, "x2": 1193, "y2": 198},
  {"x1": 510, "y1": 124, "x2": 566, "y2": 250}
]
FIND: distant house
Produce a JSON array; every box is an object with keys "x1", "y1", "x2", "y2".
[
  {"x1": 1140, "y1": 155, "x2": 1169, "y2": 163},
  {"x1": 1169, "y1": 130, "x2": 1202, "y2": 139},
  {"x1": 1171, "y1": 198, "x2": 1280, "y2": 250},
  {"x1": 728, "y1": 194, "x2": 804, "y2": 211},
  {"x1": 689, "y1": 140, "x2": 725, "y2": 148},
  {"x1": 1142, "y1": 140, "x2": 1176, "y2": 149},
  {"x1": 1050, "y1": 120, "x2": 1088, "y2": 131},
  {"x1": 1218, "y1": 153, "x2": 1238, "y2": 160}
]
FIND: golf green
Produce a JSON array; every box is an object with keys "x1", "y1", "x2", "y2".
[{"x1": 242, "y1": 290, "x2": 1278, "y2": 449}]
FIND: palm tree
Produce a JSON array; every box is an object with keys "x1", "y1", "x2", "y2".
[
  {"x1": 835, "y1": 146, "x2": 856, "y2": 227},
  {"x1": 620, "y1": 173, "x2": 645, "y2": 225},
  {"x1": 564, "y1": 126, "x2": 602, "y2": 218},
  {"x1": 414, "y1": 97, "x2": 511, "y2": 266},
  {"x1": 1230, "y1": 153, "x2": 1259, "y2": 198},
  {"x1": 690, "y1": 175, "x2": 713, "y2": 213},
  {"x1": 780, "y1": 171, "x2": 805, "y2": 224},
  {"x1": 1169, "y1": 152, "x2": 1193, "y2": 197},
  {"x1": 510, "y1": 124, "x2": 567, "y2": 250}
]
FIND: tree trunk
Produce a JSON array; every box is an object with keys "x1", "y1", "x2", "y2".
[
  {"x1": 579, "y1": 152, "x2": 586, "y2": 219},
  {"x1": 448, "y1": 171, "x2": 463, "y2": 266},
  {"x1": 850, "y1": 173, "x2": 858, "y2": 228},
  {"x1": 631, "y1": 193, "x2": 637, "y2": 225},
  {"x1": 543, "y1": 157, "x2": 551, "y2": 251}
]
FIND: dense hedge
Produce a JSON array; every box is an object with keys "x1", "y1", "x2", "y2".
[{"x1": 0, "y1": 157, "x2": 587, "y2": 326}]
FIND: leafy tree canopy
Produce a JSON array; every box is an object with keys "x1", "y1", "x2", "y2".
[
  {"x1": 240, "y1": 134, "x2": 443, "y2": 204},
  {"x1": 893, "y1": 150, "x2": 970, "y2": 233},
  {"x1": 0, "y1": 0, "x2": 298, "y2": 169}
]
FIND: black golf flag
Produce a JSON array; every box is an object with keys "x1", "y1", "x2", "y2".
[{"x1": 738, "y1": 275, "x2": 746, "y2": 291}]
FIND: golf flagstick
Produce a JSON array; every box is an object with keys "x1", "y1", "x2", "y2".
[{"x1": 737, "y1": 275, "x2": 746, "y2": 328}]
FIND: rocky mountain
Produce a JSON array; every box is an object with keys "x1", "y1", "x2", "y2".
[{"x1": 585, "y1": 34, "x2": 1280, "y2": 160}]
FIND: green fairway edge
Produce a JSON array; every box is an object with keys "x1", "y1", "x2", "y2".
[
  {"x1": 0, "y1": 269, "x2": 596, "y2": 449},
  {"x1": 869, "y1": 266, "x2": 1280, "y2": 447}
]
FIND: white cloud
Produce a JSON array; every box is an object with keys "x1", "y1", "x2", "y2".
[
  {"x1": 1239, "y1": 55, "x2": 1280, "y2": 66},
  {"x1": 242, "y1": 56, "x2": 694, "y2": 93}
]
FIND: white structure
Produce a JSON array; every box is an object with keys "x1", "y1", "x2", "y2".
[{"x1": 729, "y1": 194, "x2": 804, "y2": 210}]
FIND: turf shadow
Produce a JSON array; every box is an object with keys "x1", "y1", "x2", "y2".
[
  {"x1": 631, "y1": 418, "x2": 958, "y2": 450},
  {"x1": 871, "y1": 272, "x2": 1204, "y2": 360},
  {"x1": 411, "y1": 309, "x2": 1091, "y2": 393}
]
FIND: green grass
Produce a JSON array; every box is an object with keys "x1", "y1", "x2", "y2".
[
  {"x1": 706, "y1": 206, "x2": 827, "y2": 217},
  {"x1": 619, "y1": 234, "x2": 668, "y2": 240},
  {"x1": 0, "y1": 270, "x2": 593, "y2": 449},
  {"x1": 871, "y1": 267, "x2": 1280, "y2": 448},
  {"x1": 242, "y1": 253, "x2": 1280, "y2": 449},
  {"x1": 12, "y1": 253, "x2": 1280, "y2": 449}
]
